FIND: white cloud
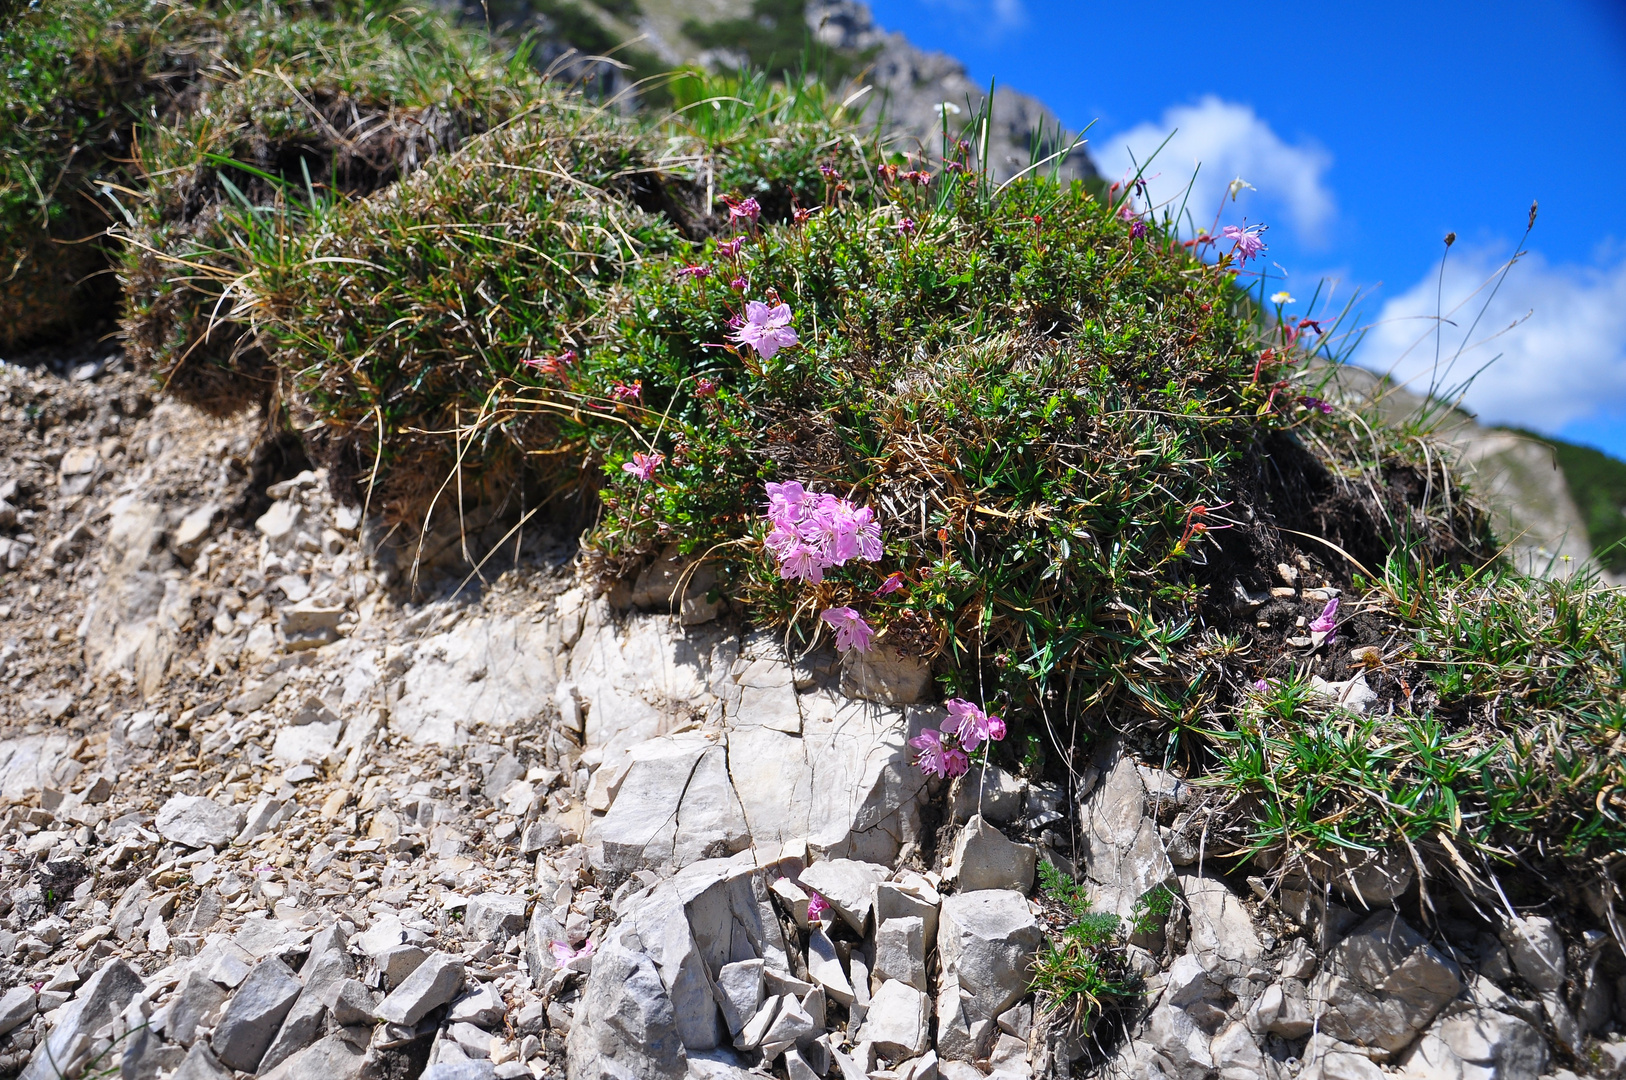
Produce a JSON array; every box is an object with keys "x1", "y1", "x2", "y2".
[
  {"x1": 1359, "y1": 245, "x2": 1626, "y2": 432},
  {"x1": 920, "y1": 0, "x2": 1028, "y2": 34},
  {"x1": 1093, "y1": 96, "x2": 1336, "y2": 245}
]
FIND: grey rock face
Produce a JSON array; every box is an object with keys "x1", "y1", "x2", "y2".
[
  {"x1": 798, "y1": 859, "x2": 889, "y2": 934},
  {"x1": 375, "y1": 952, "x2": 466, "y2": 1026},
  {"x1": 325, "y1": 979, "x2": 377, "y2": 1028},
  {"x1": 566, "y1": 928, "x2": 687, "y2": 1080},
  {"x1": 447, "y1": 983, "x2": 505, "y2": 1028},
  {"x1": 1500, "y1": 915, "x2": 1566, "y2": 994},
  {"x1": 950, "y1": 764, "x2": 1025, "y2": 824},
  {"x1": 947, "y1": 814, "x2": 1036, "y2": 893},
  {"x1": 873, "y1": 916, "x2": 927, "y2": 992},
  {"x1": 937, "y1": 891, "x2": 1044, "y2": 1024},
  {"x1": 20, "y1": 958, "x2": 145, "y2": 1080},
  {"x1": 210, "y1": 956, "x2": 302, "y2": 1072},
  {"x1": 803, "y1": 1, "x2": 1096, "y2": 186},
  {"x1": 1301, "y1": 846, "x2": 1415, "y2": 908},
  {"x1": 258, "y1": 1031, "x2": 370, "y2": 1080},
  {"x1": 155, "y1": 794, "x2": 246, "y2": 849},
  {"x1": 855, "y1": 979, "x2": 929, "y2": 1059},
  {"x1": 423, "y1": 1062, "x2": 498, "y2": 1080},
  {"x1": 1180, "y1": 874, "x2": 1264, "y2": 975},
  {"x1": 1078, "y1": 755, "x2": 1176, "y2": 919},
  {"x1": 714, "y1": 959, "x2": 765, "y2": 1037},
  {"x1": 172, "y1": 1042, "x2": 232, "y2": 1080},
  {"x1": 464, "y1": 893, "x2": 528, "y2": 942},
  {"x1": 1312, "y1": 912, "x2": 1464, "y2": 1057},
  {"x1": 586, "y1": 734, "x2": 750, "y2": 877},
  {"x1": 167, "y1": 970, "x2": 228, "y2": 1047},
  {"x1": 1395, "y1": 1004, "x2": 1548, "y2": 1080},
  {"x1": 0, "y1": 986, "x2": 36, "y2": 1037},
  {"x1": 838, "y1": 648, "x2": 931, "y2": 704},
  {"x1": 258, "y1": 992, "x2": 326, "y2": 1074}
]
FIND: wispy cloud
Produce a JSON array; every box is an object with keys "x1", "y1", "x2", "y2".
[
  {"x1": 1094, "y1": 96, "x2": 1336, "y2": 245},
  {"x1": 1360, "y1": 244, "x2": 1626, "y2": 432},
  {"x1": 919, "y1": 0, "x2": 1028, "y2": 35}
]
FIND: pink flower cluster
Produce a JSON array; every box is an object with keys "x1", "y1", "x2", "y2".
[
  {"x1": 764, "y1": 482, "x2": 882, "y2": 583},
  {"x1": 909, "y1": 698, "x2": 1006, "y2": 778}
]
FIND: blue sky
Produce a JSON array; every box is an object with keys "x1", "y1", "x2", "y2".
[{"x1": 866, "y1": 0, "x2": 1626, "y2": 459}]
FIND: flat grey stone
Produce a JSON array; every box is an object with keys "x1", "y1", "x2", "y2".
[
  {"x1": 447, "y1": 983, "x2": 505, "y2": 1028},
  {"x1": 873, "y1": 916, "x2": 927, "y2": 992},
  {"x1": 210, "y1": 956, "x2": 302, "y2": 1072},
  {"x1": 259, "y1": 1031, "x2": 370, "y2": 1080},
  {"x1": 172, "y1": 1041, "x2": 231, "y2": 1080},
  {"x1": 855, "y1": 980, "x2": 929, "y2": 1059},
  {"x1": 950, "y1": 764, "x2": 1025, "y2": 824},
  {"x1": 1501, "y1": 915, "x2": 1565, "y2": 994},
  {"x1": 168, "y1": 969, "x2": 228, "y2": 1047},
  {"x1": 156, "y1": 795, "x2": 246, "y2": 850},
  {"x1": 797, "y1": 859, "x2": 889, "y2": 934},
  {"x1": 375, "y1": 944, "x2": 427, "y2": 988},
  {"x1": 948, "y1": 815, "x2": 1036, "y2": 893},
  {"x1": 1396, "y1": 1004, "x2": 1548, "y2": 1079},
  {"x1": 714, "y1": 959, "x2": 764, "y2": 1037},
  {"x1": 565, "y1": 927, "x2": 686, "y2": 1080},
  {"x1": 464, "y1": 893, "x2": 528, "y2": 942},
  {"x1": 0, "y1": 986, "x2": 36, "y2": 1037},
  {"x1": 375, "y1": 952, "x2": 465, "y2": 1026},
  {"x1": 20, "y1": 958, "x2": 145, "y2": 1080},
  {"x1": 423, "y1": 1061, "x2": 498, "y2": 1080},
  {"x1": 937, "y1": 891, "x2": 1044, "y2": 1024},
  {"x1": 258, "y1": 991, "x2": 325, "y2": 1074},
  {"x1": 1311, "y1": 912, "x2": 1464, "y2": 1058},
  {"x1": 323, "y1": 980, "x2": 376, "y2": 1028}
]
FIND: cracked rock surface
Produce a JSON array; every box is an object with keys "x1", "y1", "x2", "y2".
[{"x1": 0, "y1": 344, "x2": 1619, "y2": 1080}]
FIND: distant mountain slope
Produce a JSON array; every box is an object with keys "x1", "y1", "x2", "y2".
[
  {"x1": 468, "y1": 0, "x2": 1097, "y2": 182},
  {"x1": 1513, "y1": 430, "x2": 1626, "y2": 573},
  {"x1": 1326, "y1": 363, "x2": 1621, "y2": 580}
]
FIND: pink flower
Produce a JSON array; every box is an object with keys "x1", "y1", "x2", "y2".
[
  {"x1": 730, "y1": 277, "x2": 748, "y2": 292},
  {"x1": 1298, "y1": 395, "x2": 1333, "y2": 415},
  {"x1": 1130, "y1": 219, "x2": 1148, "y2": 239},
  {"x1": 1252, "y1": 679, "x2": 1270, "y2": 692},
  {"x1": 1309, "y1": 597, "x2": 1339, "y2": 638},
  {"x1": 942, "y1": 698, "x2": 1005, "y2": 752},
  {"x1": 793, "y1": 206, "x2": 821, "y2": 225},
  {"x1": 727, "y1": 196, "x2": 761, "y2": 225},
  {"x1": 716, "y1": 238, "x2": 744, "y2": 259},
  {"x1": 677, "y1": 264, "x2": 711, "y2": 280},
  {"x1": 622, "y1": 451, "x2": 663, "y2": 481},
  {"x1": 819, "y1": 164, "x2": 840, "y2": 180},
  {"x1": 1222, "y1": 223, "x2": 1267, "y2": 264},
  {"x1": 820, "y1": 607, "x2": 874, "y2": 653},
  {"x1": 695, "y1": 377, "x2": 719, "y2": 397},
  {"x1": 896, "y1": 217, "x2": 916, "y2": 235},
  {"x1": 910, "y1": 729, "x2": 970, "y2": 779},
  {"x1": 610, "y1": 381, "x2": 642, "y2": 402},
  {"x1": 729, "y1": 300, "x2": 799, "y2": 360},
  {"x1": 806, "y1": 891, "x2": 830, "y2": 920},
  {"x1": 551, "y1": 940, "x2": 595, "y2": 963},
  {"x1": 873, "y1": 571, "x2": 906, "y2": 596}
]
